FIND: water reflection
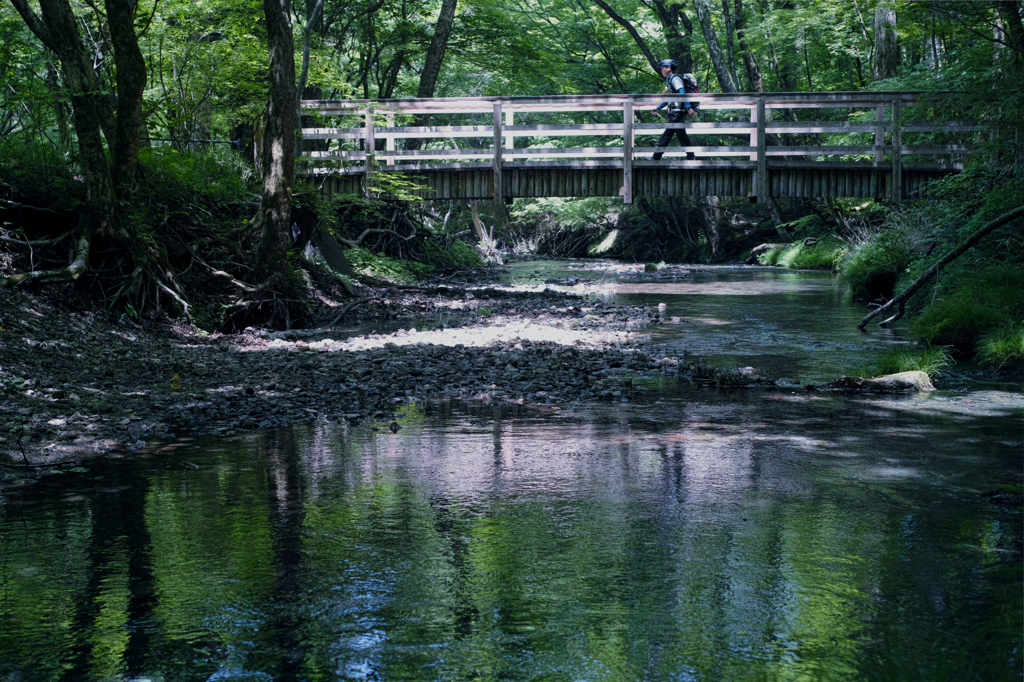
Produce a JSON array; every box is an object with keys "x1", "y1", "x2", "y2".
[{"x1": 2, "y1": 389, "x2": 1020, "y2": 681}]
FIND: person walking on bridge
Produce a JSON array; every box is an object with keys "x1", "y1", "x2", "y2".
[{"x1": 650, "y1": 59, "x2": 698, "y2": 160}]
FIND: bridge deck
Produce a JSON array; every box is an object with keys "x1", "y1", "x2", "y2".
[{"x1": 300, "y1": 92, "x2": 971, "y2": 203}]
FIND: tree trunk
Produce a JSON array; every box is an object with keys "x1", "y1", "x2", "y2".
[
  {"x1": 652, "y1": 0, "x2": 695, "y2": 73},
  {"x1": 873, "y1": 3, "x2": 898, "y2": 80},
  {"x1": 418, "y1": 0, "x2": 458, "y2": 98},
  {"x1": 996, "y1": 2, "x2": 1024, "y2": 58},
  {"x1": 734, "y1": 0, "x2": 763, "y2": 92},
  {"x1": 695, "y1": 0, "x2": 737, "y2": 92},
  {"x1": 295, "y1": 0, "x2": 325, "y2": 157},
  {"x1": 252, "y1": 0, "x2": 298, "y2": 281},
  {"x1": 593, "y1": 0, "x2": 660, "y2": 72},
  {"x1": 402, "y1": 0, "x2": 456, "y2": 151},
  {"x1": 7, "y1": 0, "x2": 114, "y2": 286},
  {"x1": 105, "y1": 0, "x2": 146, "y2": 191},
  {"x1": 721, "y1": 0, "x2": 739, "y2": 88}
]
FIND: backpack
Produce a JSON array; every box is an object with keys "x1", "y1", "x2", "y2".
[{"x1": 681, "y1": 73, "x2": 699, "y2": 111}]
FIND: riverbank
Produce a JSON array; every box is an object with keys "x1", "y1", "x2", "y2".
[{"x1": 1, "y1": 277, "x2": 684, "y2": 469}]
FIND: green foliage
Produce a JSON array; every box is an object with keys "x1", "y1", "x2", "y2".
[
  {"x1": 756, "y1": 246, "x2": 785, "y2": 266},
  {"x1": 422, "y1": 239, "x2": 484, "y2": 270},
  {"x1": 975, "y1": 322, "x2": 1024, "y2": 372},
  {"x1": 0, "y1": 137, "x2": 84, "y2": 211},
  {"x1": 869, "y1": 344, "x2": 953, "y2": 378},
  {"x1": 774, "y1": 236, "x2": 847, "y2": 270},
  {"x1": 644, "y1": 263, "x2": 658, "y2": 272},
  {"x1": 137, "y1": 146, "x2": 258, "y2": 203},
  {"x1": 343, "y1": 246, "x2": 432, "y2": 283},
  {"x1": 761, "y1": 236, "x2": 848, "y2": 270},
  {"x1": 838, "y1": 230, "x2": 913, "y2": 298},
  {"x1": 909, "y1": 265, "x2": 1024, "y2": 350}
]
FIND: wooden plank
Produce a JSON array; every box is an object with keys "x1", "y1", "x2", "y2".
[
  {"x1": 623, "y1": 102, "x2": 633, "y2": 204},
  {"x1": 875, "y1": 104, "x2": 885, "y2": 163},
  {"x1": 364, "y1": 107, "x2": 375, "y2": 196},
  {"x1": 892, "y1": 97, "x2": 902, "y2": 203},
  {"x1": 385, "y1": 113, "x2": 395, "y2": 165},
  {"x1": 493, "y1": 102, "x2": 503, "y2": 205},
  {"x1": 756, "y1": 98, "x2": 767, "y2": 202},
  {"x1": 505, "y1": 108, "x2": 514, "y2": 152}
]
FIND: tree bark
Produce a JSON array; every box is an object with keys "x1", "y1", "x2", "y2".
[
  {"x1": 651, "y1": 0, "x2": 694, "y2": 73},
  {"x1": 733, "y1": 0, "x2": 763, "y2": 91},
  {"x1": 295, "y1": 0, "x2": 324, "y2": 156},
  {"x1": 996, "y1": 2, "x2": 1024, "y2": 57},
  {"x1": 253, "y1": 0, "x2": 298, "y2": 281},
  {"x1": 858, "y1": 206, "x2": 1024, "y2": 328},
  {"x1": 7, "y1": 0, "x2": 113, "y2": 286},
  {"x1": 694, "y1": 0, "x2": 737, "y2": 92},
  {"x1": 105, "y1": 0, "x2": 147, "y2": 191},
  {"x1": 873, "y1": 2, "x2": 898, "y2": 80},
  {"x1": 418, "y1": 0, "x2": 458, "y2": 98},
  {"x1": 593, "y1": 0, "x2": 660, "y2": 72}
]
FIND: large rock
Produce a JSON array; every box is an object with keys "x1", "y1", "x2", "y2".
[
  {"x1": 829, "y1": 370, "x2": 936, "y2": 392},
  {"x1": 866, "y1": 371, "x2": 936, "y2": 392}
]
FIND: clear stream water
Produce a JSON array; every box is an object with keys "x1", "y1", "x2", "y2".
[{"x1": 2, "y1": 264, "x2": 1022, "y2": 682}]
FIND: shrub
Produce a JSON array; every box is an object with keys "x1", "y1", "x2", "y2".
[
  {"x1": 910, "y1": 265, "x2": 1024, "y2": 350},
  {"x1": 422, "y1": 238, "x2": 484, "y2": 270},
  {"x1": 343, "y1": 246, "x2": 432, "y2": 283},
  {"x1": 756, "y1": 246, "x2": 786, "y2": 266},
  {"x1": 975, "y1": 322, "x2": 1024, "y2": 371},
  {"x1": 838, "y1": 229, "x2": 913, "y2": 298},
  {"x1": 771, "y1": 236, "x2": 848, "y2": 270}
]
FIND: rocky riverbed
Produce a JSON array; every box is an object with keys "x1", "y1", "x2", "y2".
[
  {"x1": 0, "y1": 280, "x2": 691, "y2": 469},
  {"x1": 0, "y1": 272, "x2": 939, "y2": 479}
]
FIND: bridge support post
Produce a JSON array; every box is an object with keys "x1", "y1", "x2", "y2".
[
  {"x1": 505, "y1": 108, "x2": 514, "y2": 157},
  {"x1": 492, "y1": 101, "x2": 503, "y2": 206},
  {"x1": 891, "y1": 97, "x2": 902, "y2": 203},
  {"x1": 622, "y1": 101, "x2": 633, "y2": 204},
  {"x1": 364, "y1": 105, "x2": 375, "y2": 196},
  {"x1": 755, "y1": 98, "x2": 767, "y2": 202},
  {"x1": 385, "y1": 112, "x2": 395, "y2": 165},
  {"x1": 874, "y1": 104, "x2": 885, "y2": 163}
]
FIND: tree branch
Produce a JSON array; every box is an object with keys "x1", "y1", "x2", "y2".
[{"x1": 858, "y1": 205, "x2": 1024, "y2": 329}]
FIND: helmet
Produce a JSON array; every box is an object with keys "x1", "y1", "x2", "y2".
[{"x1": 658, "y1": 59, "x2": 677, "y2": 71}]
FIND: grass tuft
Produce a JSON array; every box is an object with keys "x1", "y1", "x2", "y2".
[
  {"x1": 869, "y1": 345, "x2": 954, "y2": 378},
  {"x1": 975, "y1": 322, "x2": 1024, "y2": 371}
]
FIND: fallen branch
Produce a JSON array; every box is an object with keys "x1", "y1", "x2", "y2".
[
  {"x1": 0, "y1": 231, "x2": 73, "y2": 247},
  {"x1": 337, "y1": 227, "x2": 420, "y2": 249},
  {"x1": 326, "y1": 296, "x2": 372, "y2": 327},
  {"x1": 858, "y1": 205, "x2": 1024, "y2": 329},
  {"x1": 209, "y1": 269, "x2": 257, "y2": 292}
]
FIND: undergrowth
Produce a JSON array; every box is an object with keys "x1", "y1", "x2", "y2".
[
  {"x1": 909, "y1": 264, "x2": 1024, "y2": 350},
  {"x1": 757, "y1": 235, "x2": 847, "y2": 270},
  {"x1": 343, "y1": 246, "x2": 433, "y2": 283}
]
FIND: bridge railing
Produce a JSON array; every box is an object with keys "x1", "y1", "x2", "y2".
[{"x1": 299, "y1": 92, "x2": 975, "y2": 203}]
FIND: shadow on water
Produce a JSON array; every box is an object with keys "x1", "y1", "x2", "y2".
[{"x1": 1, "y1": 384, "x2": 1021, "y2": 681}]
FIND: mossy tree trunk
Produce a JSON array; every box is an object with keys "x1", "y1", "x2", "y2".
[{"x1": 251, "y1": 0, "x2": 297, "y2": 282}]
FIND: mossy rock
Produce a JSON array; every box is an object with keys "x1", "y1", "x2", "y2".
[{"x1": 644, "y1": 263, "x2": 658, "y2": 272}]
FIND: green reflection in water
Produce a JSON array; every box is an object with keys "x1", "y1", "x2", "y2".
[{"x1": 0, "y1": 391, "x2": 1021, "y2": 681}]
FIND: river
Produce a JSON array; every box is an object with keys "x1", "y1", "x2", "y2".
[{"x1": 1, "y1": 263, "x2": 1021, "y2": 681}]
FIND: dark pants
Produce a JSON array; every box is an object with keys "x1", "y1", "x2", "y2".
[{"x1": 652, "y1": 110, "x2": 695, "y2": 160}]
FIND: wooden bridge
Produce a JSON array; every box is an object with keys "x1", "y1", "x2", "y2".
[{"x1": 299, "y1": 92, "x2": 973, "y2": 205}]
